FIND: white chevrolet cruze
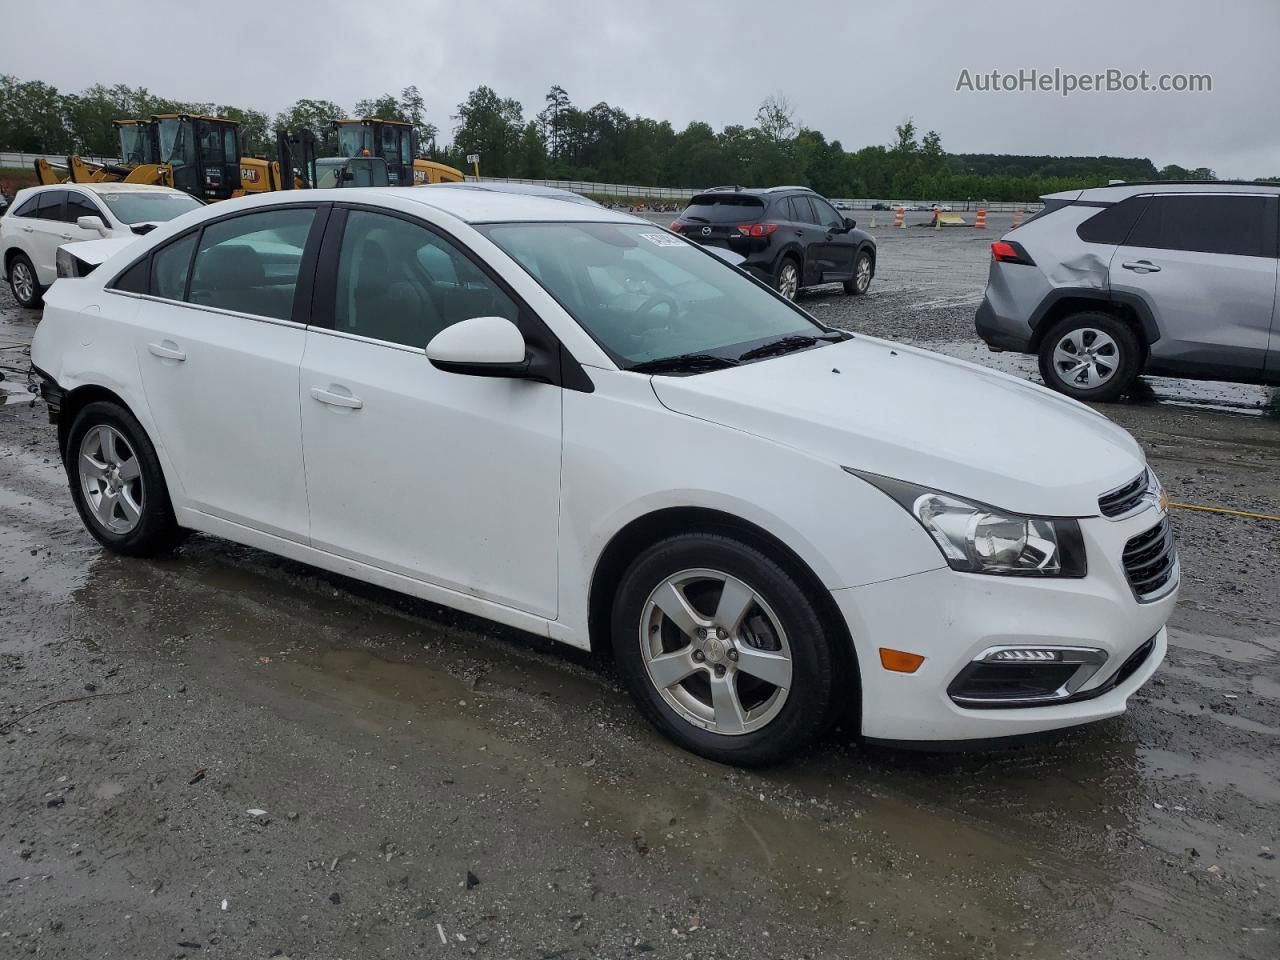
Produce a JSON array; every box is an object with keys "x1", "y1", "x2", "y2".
[{"x1": 30, "y1": 188, "x2": 1178, "y2": 765}]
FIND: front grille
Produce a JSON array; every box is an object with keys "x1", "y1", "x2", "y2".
[
  {"x1": 1122, "y1": 517, "x2": 1178, "y2": 600},
  {"x1": 1099, "y1": 472, "x2": 1149, "y2": 518}
]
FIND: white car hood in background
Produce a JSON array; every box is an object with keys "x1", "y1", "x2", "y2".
[
  {"x1": 650, "y1": 336, "x2": 1145, "y2": 517},
  {"x1": 62, "y1": 235, "x2": 142, "y2": 267}
]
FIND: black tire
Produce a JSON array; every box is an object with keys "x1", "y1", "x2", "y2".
[
  {"x1": 1038, "y1": 311, "x2": 1142, "y2": 403},
  {"x1": 8, "y1": 253, "x2": 43, "y2": 308},
  {"x1": 774, "y1": 256, "x2": 800, "y2": 301},
  {"x1": 843, "y1": 250, "x2": 873, "y2": 296},
  {"x1": 64, "y1": 401, "x2": 184, "y2": 557},
  {"x1": 611, "y1": 532, "x2": 840, "y2": 767}
]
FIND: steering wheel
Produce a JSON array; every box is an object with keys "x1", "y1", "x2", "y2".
[{"x1": 635, "y1": 291, "x2": 680, "y2": 324}]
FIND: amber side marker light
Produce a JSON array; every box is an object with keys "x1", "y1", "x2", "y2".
[{"x1": 879, "y1": 648, "x2": 926, "y2": 673}]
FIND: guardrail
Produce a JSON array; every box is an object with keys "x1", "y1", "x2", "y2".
[
  {"x1": 468, "y1": 178, "x2": 1042, "y2": 211},
  {"x1": 1, "y1": 153, "x2": 1043, "y2": 211}
]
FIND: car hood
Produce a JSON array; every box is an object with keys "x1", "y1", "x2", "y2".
[
  {"x1": 650, "y1": 336, "x2": 1145, "y2": 517},
  {"x1": 62, "y1": 235, "x2": 142, "y2": 266}
]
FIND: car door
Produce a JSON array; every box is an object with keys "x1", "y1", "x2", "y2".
[
  {"x1": 299, "y1": 206, "x2": 562, "y2": 619},
  {"x1": 128, "y1": 204, "x2": 325, "y2": 541},
  {"x1": 19, "y1": 190, "x2": 72, "y2": 284},
  {"x1": 1109, "y1": 193, "x2": 1279, "y2": 378},
  {"x1": 808, "y1": 195, "x2": 858, "y2": 279},
  {"x1": 785, "y1": 196, "x2": 827, "y2": 285}
]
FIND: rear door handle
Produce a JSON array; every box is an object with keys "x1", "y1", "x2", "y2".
[
  {"x1": 59, "y1": 233, "x2": 74, "y2": 240},
  {"x1": 310, "y1": 386, "x2": 363, "y2": 409},
  {"x1": 21, "y1": 226, "x2": 33, "y2": 233},
  {"x1": 1121, "y1": 260, "x2": 1161, "y2": 273},
  {"x1": 147, "y1": 341, "x2": 186, "y2": 361}
]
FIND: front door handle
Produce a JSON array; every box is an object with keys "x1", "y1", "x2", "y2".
[
  {"x1": 59, "y1": 233, "x2": 74, "y2": 240},
  {"x1": 147, "y1": 341, "x2": 186, "y2": 361},
  {"x1": 21, "y1": 226, "x2": 33, "y2": 233},
  {"x1": 1121, "y1": 260, "x2": 1161, "y2": 273},
  {"x1": 310, "y1": 386, "x2": 363, "y2": 410}
]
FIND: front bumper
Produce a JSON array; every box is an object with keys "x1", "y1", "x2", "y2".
[{"x1": 833, "y1": 507, "x2": 1177, "y2": 742}]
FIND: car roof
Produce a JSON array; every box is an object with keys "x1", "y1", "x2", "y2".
[
  {"x1": 76, "y1": 183, "x2": 191, "y2": 196},
  {"x1": 1045, "y1": 181, "x2": 1280, "y2": 203},
  {"x1": 429, "y1": 182, "x2": 602, "y2": 206},
  {"x1": 258, "y1": 187, "x2": 645, "y2": 225},
  {"x1": 696, "y1": 185, "x2": 813, "y2": 197}
]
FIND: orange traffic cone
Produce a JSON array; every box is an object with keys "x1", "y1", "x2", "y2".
[
  {"x1": 1011, "y1": 209, "x2": 1024, "y2": 228},
  {"x1": 975, "y1": 208, "x2": 987, "y2": 230},
  {"x1": 894, "y1": 207, "x2": 906, "y2": 229}
]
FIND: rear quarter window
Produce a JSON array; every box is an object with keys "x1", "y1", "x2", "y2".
[{"x1": 1076, "y1": 196, "x2": 1151, "y2": 245}]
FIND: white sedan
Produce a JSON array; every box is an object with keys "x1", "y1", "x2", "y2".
[
  {"x1": 30, "y1": 188, "x2": 1177, "y2": 765},
  {"x1": 2, "y1": 182, "x2": 202, "y2": 307}
]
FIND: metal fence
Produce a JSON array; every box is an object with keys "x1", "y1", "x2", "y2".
[
  {"x1": 468, "y1": 177, "x2": 1042, "y2": 211},
  {"x1": 1, "y1": 152, "x2": 1043, "y2": 210}
]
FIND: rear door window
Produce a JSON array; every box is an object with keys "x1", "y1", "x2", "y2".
[
  {"x1": 1124, "y1": 195, "x2": 1275, "y2": 257},
  {"x1": 35, "y1": 190, "x2": 66, "y2": 222},
  {"x1": 682, "y1": 195, "x2": 766, "y2": 224},
  {"x1": 188, "y1": 208, "x2": 316, "y2": 320}
]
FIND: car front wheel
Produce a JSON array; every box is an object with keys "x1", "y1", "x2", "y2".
[
  {"x1": 611, "y1": 532, "x2": 840, "y2": 766},
  {"x1": 843, "y1": 251, "x2": 873, "y2": 295},
  {"x1": 8, "y1": 253, "x2": 42, "y2": 308},
  {"x1": 1038, "y1": 311, "x2": 1142, "y2": 403}
]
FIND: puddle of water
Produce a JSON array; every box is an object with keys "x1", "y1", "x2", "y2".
[
  {"x1": 1168, "y1": 628, "x2": 1279, "y2": 665},
  {"x1": 920, "y1": 339, "x2": 1278, "y2": 418}
]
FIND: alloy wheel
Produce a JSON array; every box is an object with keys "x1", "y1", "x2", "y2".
[
  {"x1": 639, "y1": 568, "x2": 793, "y2": 735},
  {"x1": 855, "y1": 255, "x2": 872, "y2": 293},
  {"x1": 78, "y1": 425, "x2": 144, "y2": 535},
  {"x1": 778, "y1": 262, "x2": 798, "y2": 300},
  {"x1": 12, "y1": 261, "x2": 34, "y2": 303},
  {"x1": 1052, "y1": 327, "x2": 1119, "y2": 389}
]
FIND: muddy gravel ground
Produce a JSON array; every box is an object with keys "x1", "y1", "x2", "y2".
[{"x1": 1, "y1": 218, "x2": 1278, "y2": 960}]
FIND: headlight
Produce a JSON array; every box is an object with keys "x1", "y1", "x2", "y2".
[
  {"x1": 56, "y1": 247, "x2": 96, "y2": 279},
  {"x1": 846, "y1": 469, "x2": 1086, "y2": 578}
]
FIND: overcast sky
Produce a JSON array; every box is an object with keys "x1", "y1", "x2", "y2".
[{"x1": 9, "y1": 0, "x2": 1278, "y2": 177}]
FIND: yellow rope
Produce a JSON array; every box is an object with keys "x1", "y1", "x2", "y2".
[{"x1": 1168, "y1": 501, "x2": 1280, "y2": 522}]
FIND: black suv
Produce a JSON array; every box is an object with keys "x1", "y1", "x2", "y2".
[{"x1": 672, "y1": 186, "x2": 876, "y2": 300}]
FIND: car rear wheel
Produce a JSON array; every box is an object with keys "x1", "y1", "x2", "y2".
[
  {"x1": 843, "y1": 251, "x2": 873, "y2": 295},
  {"x1": 611, "y1": 532, "x2": 839, "y2": 766},
  {"x1": 1038, "y1": 311, "x2": 1142, "y2": 403},
  {"x1": 774, "y1": 257, "x2": 800, "y2": 301},
  {"x1": 65, "y1": 401, "x2": 185, "y2": 556},
  {"x1": 8, "y1": 254, "x2": 42, "y2": 308}
]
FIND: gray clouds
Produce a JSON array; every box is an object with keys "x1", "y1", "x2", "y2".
[{"x1": 7, "y1": 0, "x2": 1278, "y2": 176}]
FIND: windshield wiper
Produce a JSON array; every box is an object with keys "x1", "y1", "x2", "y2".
[
  {"x1": 629, "y1": 353, "x2": 740, "y2": 375},
  {"x1": 682, "y1": 215, "x2": 710, "y2": 223},
  {"x1": 736, "y1": 332, "x2": 846, "y2": 363}
]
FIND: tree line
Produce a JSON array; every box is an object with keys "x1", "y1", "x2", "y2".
[{"x1": 3, "y1": 75, "x2": 1265, "y2": 201}]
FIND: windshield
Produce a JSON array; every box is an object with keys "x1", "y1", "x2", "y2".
[
  {"x1": 117, "y1": 125, "x2": 153, "y2": 165},
  {"x1": 478, "y1": 222, "x2": 820, "y2": 366},
  {"x1": 98, "y1": 191, "x2": 202, "y2": 225},
  {"x1": 157, "y1": 117, "x2": 195, "y2": 166},
  {"x1": 337, "y1": 124, "x2": 372, "y2": 159}
]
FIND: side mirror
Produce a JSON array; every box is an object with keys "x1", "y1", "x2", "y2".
[
  {"x1": 77, "y1": 215, "x2": 109, "y2": 236},
  {"x1": 427, "y1": 316, "x2": 531, "y2": 378},
  {"x1": 843, "y1": 217, "x2": 857, "y2": 230}
]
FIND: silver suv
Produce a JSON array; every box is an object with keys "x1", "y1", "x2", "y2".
[{"x1": 976, "y1": 181, "x2": 1280, "y2": 401}]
